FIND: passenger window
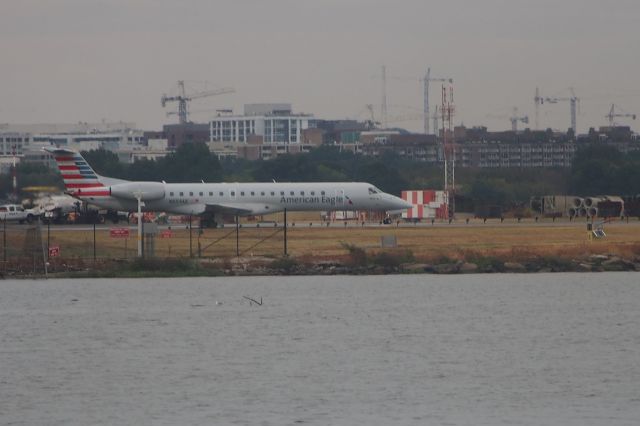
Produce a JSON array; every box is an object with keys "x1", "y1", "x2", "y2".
[
  {"x1": 310, "y1": 191, "x2": 315, "y2": 196},
  {"x1": 300, "y1": 191, "x2": 304, "y2": 196},
  {"x1": 170, "y1": 192, "x2": 174, "y2": 196},
  {"x1": 240, "y1": 191, "x2": 245, "y2": 196},
  {"x1": 261, "y1": 191, "x2": 265, "y2": 196},
  {"x1": 280, "y1": 191, "x2": 285, "y2": 196},
  {"x1": 189, "y1": 192, "x2": 193, "y2": 196},
  {"x1": 199, "y1": 192, "x2": 203, "y2": 196},
  {"x1": 179, "y1": 192, "x2": 184, "y2": 196},
  {"x1": 219, "y1": 192, "x2": 223, "y2": 196},
  {"x1": 271, "y1": 192, "x2": 275, "y2": 196},
  {"x1": 321, "y1": 191, "x2": 325, "y2": 196},
  {"x1": 230, "y1": 191, "x2": 235, "y2": 196},
  {"x1": 209, "y1": 192, "x2": 213, "y2": 196},
  {"x1": 251, "y1": 191, "x2": 255, "y2": 196}
]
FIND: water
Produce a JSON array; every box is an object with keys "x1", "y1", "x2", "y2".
[{"x1": 1, "y1": 273, "x2": 639, "y2": 425}]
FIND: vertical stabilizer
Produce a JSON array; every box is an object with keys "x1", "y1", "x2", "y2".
[{"x1": 44, "y1": 148, "x2": 124, "y2": 196}]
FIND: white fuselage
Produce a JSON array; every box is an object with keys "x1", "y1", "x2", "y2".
[{"x1": 76, "y1": 181, "x2": 411, "y2": 216}]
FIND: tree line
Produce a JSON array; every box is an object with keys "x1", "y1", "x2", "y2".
[{"x1": 2, "y1": 142, "x2": 639, "y2": 211}]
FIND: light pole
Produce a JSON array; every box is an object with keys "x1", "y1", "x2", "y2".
[{"x1": 134, "y1": 192, "x2": 145, "y2": 257}]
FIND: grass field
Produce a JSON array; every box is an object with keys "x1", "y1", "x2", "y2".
[{"x1": 6, "y1": 217, "x2": 640, "y2": 264}]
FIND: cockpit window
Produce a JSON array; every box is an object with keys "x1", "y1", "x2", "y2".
[{"x1": 368, "y1": 187, "x2": 380, "y2": 194}]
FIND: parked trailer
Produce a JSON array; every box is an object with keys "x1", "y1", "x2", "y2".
[
  {"x1": 596, "y1": 196, "x2": 624, "y2": 218},
  {"x1": 623, "y1": 195, "x2": 640, "y2": 217}
]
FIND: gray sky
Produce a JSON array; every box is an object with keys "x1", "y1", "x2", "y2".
[{"x1": 2, "y1": 0, "x2": 640, "y2": 134}]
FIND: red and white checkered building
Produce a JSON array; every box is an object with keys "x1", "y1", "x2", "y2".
[{"x1": 401, "y1": 190, "x2": 449, "y2": 220}]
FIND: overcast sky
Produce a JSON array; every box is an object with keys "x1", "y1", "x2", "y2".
[{"x1": 2, "y1": 0, "x2": 640, "y2": 134}]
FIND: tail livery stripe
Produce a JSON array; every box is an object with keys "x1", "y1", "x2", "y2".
[
  {"x1": 61, "y1": 174, "x2": 99, "y2": 180},
  {"x1": 65, "y1": 183, "x2": 107, "y2": 189},
  {"x1": 73, "y1": 190, "x2": 111, "y2": 197},
  {"x1": 51, "y1": 151, "x2": 105, "y2": 193}
]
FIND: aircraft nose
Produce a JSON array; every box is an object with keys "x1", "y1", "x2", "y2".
[
  {"x1": 399, "y1": 198, "x2": 413, "y2": 209},
  {"x1": 388, "y1": 195, "x2": 412, "y2": 210}
]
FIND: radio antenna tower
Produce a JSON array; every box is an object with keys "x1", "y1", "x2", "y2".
[
  {"x1": 380, "y1": 65, "x2": 388, "y2": 129},
  {"x1": 441, "y1": 83, "x2": 456, "y2": 218},
  {"x1": 422, "y1": 68, "x2": 453, "y2": 134}
]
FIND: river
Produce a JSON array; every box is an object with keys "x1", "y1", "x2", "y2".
[{"x1": 1, "y1": 273, "x2": 639, "y2": 425}]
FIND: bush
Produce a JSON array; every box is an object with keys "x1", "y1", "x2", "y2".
[
  {"x1": 469, "y1": 256, "x2": 505, "y2": 273},
  {"x1": 371, "y1": 250, "x2": 415, "y2": 271},
  {"x1": 341, "y1": 242, "x2": 367, "y2": 267},
  {"x1": 269, "y1": 256, "x2": 299, "y2": 274}
]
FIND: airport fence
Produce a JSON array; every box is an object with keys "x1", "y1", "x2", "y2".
[{"x1": 0, "y1": 220, "x2": 299, "y2": 274}]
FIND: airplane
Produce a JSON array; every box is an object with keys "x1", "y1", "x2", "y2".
[{"x1": 44, "y1": 147, "x2": 412, "y2": 225}]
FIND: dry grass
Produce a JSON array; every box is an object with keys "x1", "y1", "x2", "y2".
[{"x1": 10, "y1": 219, "x2": 639, "y2": 263}]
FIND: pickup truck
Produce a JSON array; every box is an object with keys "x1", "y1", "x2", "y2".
[{"x1": 0, "y1": 204, "x2": 38, "y2": 224}]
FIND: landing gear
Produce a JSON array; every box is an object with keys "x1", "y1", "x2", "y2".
[{"x1": 200, "y1": 213, "x2": 219, "y2": 228}]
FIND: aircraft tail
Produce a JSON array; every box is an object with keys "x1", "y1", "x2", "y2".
[{"x1": 44, "y1": 147, "x2": 126, "y2": 195}]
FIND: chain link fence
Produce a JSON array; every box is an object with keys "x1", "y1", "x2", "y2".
[{"x1": 1, "y1": 220, "x2": 301, "y2": 274}]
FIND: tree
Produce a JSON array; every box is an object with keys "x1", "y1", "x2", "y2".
[
  {"x1": 82, "y1": 149, "x2": 125, "y2": 178},
  {"x1": 158, "y1": 142, "x2": 223, "y2": 182}
]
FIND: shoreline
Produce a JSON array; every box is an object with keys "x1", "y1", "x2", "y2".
[
  {"x1": 3, "y1": 251, "x2": 639, "y2": 279},
  {"x1": 3, "y1": 219, "x2": 640, "y2": 278}
]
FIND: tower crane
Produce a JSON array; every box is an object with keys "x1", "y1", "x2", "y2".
[
  {"x1": 488, "y1": 107, "x2": 529, "y2": 131},
  {"x1": 364, "y1": 104, "x2": 381, "y2": 129},
  {"x1": 534, "y1": 87, "x2": 542, "y2": 130},
  {"x1": 161, "y1": 81, "x2": 235, "y2": 124},
  {"x1": 510, "y1": 107, "x2": 529, "y2": 132},
  {"x1": 421, "y1": 68, "x2": 453, "y2": 135},
  {"x1": 543, "y1": 88, "x2": 579, "y2": 134},
  {"x1": 606, "y1": 104, "x2": 636, "y2": 127}
]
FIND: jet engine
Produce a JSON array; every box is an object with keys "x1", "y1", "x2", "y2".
[{"x1": 109, "y1": 182, "x2": 165, "y2": 201}]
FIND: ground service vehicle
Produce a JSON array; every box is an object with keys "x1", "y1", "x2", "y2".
[{"x1": 0, "y1": 204, "x2": 38, "y2": 224}]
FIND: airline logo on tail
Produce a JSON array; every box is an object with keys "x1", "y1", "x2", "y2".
[{"x1": 50, "y1": 150, "x2": 110, "y2": 197}]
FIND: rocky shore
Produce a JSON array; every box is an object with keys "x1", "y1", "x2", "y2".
[
  {"x1": 3, "y1": 251, "x2": 638, "y2": 279},
  {"x1": 235, "y1": 253, "x2": 640, "y2": 276}
]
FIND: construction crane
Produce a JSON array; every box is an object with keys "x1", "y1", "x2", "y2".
[
  {"x1": 363, "y1": 104, "x2": 381, "y2": 129},
  {"x1": 542, "y1": 88, "x2": 579, "y2": 134},
  {"x1": 606, "y1": 104, "x2": 636, "y2": 127},
  {"x1": 161, "y1": 81, "x2": 235, "y2": 124},
  {"x1": 534, "y1": 87, "x2": 542, "y2": 130},
  {"x1": 488, "y1": 107, "x2": 529, "y2": 131},
  {"x1": 421, "y1": 68, "x2": 453, "y2": 135},
  {"x1": 509, "y1": 108, "x2": 529, "y2": 132}
]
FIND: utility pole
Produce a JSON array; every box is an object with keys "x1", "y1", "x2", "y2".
[
  {"x1": 11, "y1": 145, "x2": 17, "y2": 202},
  {"x1": 135, "y1": 193, "x2": 144, "y2": 257}
]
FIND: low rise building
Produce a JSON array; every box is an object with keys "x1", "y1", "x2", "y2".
[{"x1": 207, "y1": 103, "x2": 320, "y2": 160}]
